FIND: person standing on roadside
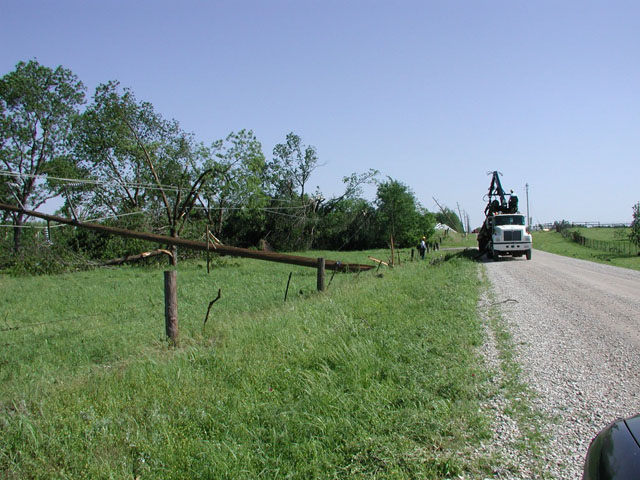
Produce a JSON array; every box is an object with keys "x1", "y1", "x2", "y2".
[{"x1": 419, "y1": 236, "x2": 427, "y2": 259}]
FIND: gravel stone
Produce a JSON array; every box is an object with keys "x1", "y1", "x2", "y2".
[{"x1": 483, "y1": 249, "x2": 640, "y2": 479}]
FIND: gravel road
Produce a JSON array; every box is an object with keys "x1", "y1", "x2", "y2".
[{"x1": 483, "y1": 249, "x2": 640, "y2": 479}]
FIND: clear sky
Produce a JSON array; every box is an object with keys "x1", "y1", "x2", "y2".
[{"x1": 2, "y1": 0, "x2": 639, "y2": 228}]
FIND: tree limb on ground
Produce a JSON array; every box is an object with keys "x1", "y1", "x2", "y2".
[{"x1": 101, "y1": 249, "x2": 173, "y2": 266}]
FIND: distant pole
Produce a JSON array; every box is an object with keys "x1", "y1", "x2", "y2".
[
  {"x1": 317, "y1": 258, "x2": 326, "y2": 292},
  {"x1": 164, "y1": 271, "x2": 179, "y2": 345},
  {"x1": 525, "y1": 183, "x2": 530, "y2": 228},
  {"x1": 432, "y1": 197, "x2": 460, "y2": 234},
  {"x1": 457, "y1": 202, "x2": 465, "y2": 235}
]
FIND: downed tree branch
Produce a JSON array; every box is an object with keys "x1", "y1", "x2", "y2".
[
  {"x1": 208, "y1": 231, "x2": 223, "y2": 246},
  {"x1": 203, "y1": 289, "x2": 222, "y2": 325},
  {"x1": 101, "y1": 249, "x2": 173, "y2": 266}
]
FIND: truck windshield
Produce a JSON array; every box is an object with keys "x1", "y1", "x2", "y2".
[{"x1": 494, "y1": 215, "x2": 525, "y2": 226}]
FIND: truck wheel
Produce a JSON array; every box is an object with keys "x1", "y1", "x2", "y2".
[
  {"x1": 526, "y1": 249, "x2": 532, "y2": 260},
  {"x1": 492, "y1": 248, "x2": 499, "y2": 261}
]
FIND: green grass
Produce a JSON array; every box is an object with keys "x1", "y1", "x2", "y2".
[
  {"x1": 571, "y1": 226, "x2": 631, "y2": 241},
  {"x1": 0, "y1": 250, "x2": 496, "y2": 479},
  {"x1": 438, "y1": 231, "x2": 477, "y2": 249},
  {"x1": 533, "y1": 230, "x2": 640, "y2": 271}
]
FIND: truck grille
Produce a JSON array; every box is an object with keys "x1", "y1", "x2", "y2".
[{"x1": 504, "y1": 230, "x2": 522, "y2": 241}]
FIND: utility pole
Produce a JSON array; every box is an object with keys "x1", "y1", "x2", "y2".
[
  {"x1": 433, "y1": 197, "x2": 461, "y2": 234},
  {"x1": 525, "y1": 183, "x2": 530, "y2": 228},
  {"x1": 0, "y1": 202, "x2": 374, "y2": 272},
  {"x1": 456, "y1": 202, "x2": 465, "y2": 235}
]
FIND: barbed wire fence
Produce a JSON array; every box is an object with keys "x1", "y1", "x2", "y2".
[
  {"x1": 559, "y1": 228, "x2": 640, "y2": 256},
  {"x1": 0, "y1": 305, "x2": 158, "y2": 348}
]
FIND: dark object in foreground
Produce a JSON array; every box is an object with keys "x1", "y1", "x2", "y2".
[{"x1": 583, "y1": 414, "x2": 640, "y2": 479}]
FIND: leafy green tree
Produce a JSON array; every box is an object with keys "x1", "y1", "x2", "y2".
[
  {"x1": 374, "y1": 178, "x2": 435, "y2": 247},
  {"x1": 269, "y1": 132, "x2": 318, "y2": 200},
  {"x1": 630, "y1": 202, "x2": 640, "y2": 249},
  {"x1": 315, "y1": 197, "x2": 377, "y2": 250},
  {"x1": 264, "y1": 133, "x2": 321, "y2": 250},
  {"x1": 74, "y1": 81, "x2": 210, "y2": 265},
  {"x1": 198, "y1": 130, "x2": 268, "y2": 242},
  {"x1": 314, "y1": 169, "x2": 379, "y2": 250},
  {"x1": 0, "y1": 60, "x2": 85, "y2": 252}
]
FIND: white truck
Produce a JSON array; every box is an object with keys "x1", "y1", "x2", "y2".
[
  {"x1": 477, "y1": 171, "x2": 532, "y2": 261},
  {"x1": 484, "y1": 213, "x2": 532, "y2": 260}
]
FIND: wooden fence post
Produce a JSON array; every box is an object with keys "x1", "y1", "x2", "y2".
[
  {"x1": 317, "y1": 257, "x2": 325, "y2": 292},
  {"x1": 164, "y1": 270, "x2": 179, "y2": 345}
]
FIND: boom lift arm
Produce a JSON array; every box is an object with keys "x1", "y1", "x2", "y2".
[{"x1": 484, "y1": 171, "x2": 518, "y2": 216}]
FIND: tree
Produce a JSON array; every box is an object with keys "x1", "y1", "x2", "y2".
[
  {"x1": 374, "y1": 178, "x2": 434, "y2": 247},
  {"x1": 630, "y1": 202, "x2": 640, "y2": 250},
  {"x1": 198, "y1": 130, "x2": 268, "y2": 242},
  {"x1": 74, "y1": 81, "x2": 210, "y2": 265},
  {"x1": 264, "y1": 133, "x2": 321, "y2": 250},
  {"x1": 314, "y1": 169, "x2": 379, "y2": 250},
  {"x1": 0, "y1": 60, "x2": 85, "y2": 252},
  {"x1": 269, "y1": 132, "x2": 319, "y2": 200},
  {"x1": 315, "y1": 197, "x2": 377, "y2": 250}
]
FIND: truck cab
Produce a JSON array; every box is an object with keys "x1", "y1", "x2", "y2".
[{"x1": 487, "y1": 213, "x2": 532, "y2": 260}]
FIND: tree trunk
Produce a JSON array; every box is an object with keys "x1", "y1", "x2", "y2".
[
  {"x1": 12, "y1": 212, "x2": 24, "y2": 254},
  {"x1": 217, "y1": 206, "x2": 224, "y2": 237},
  {"x1": 170, "y1": 244, "x2": 178, "y2": 266},
  {"x1": 169, "y1": 228, "x2": 178, "y2": 267}
]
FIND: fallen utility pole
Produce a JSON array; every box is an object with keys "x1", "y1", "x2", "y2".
[
  {"x1": 368, "y1": 256, "x2": 389, "y2": 266},
  {"x1": 0, "y1": 203, "x2": 374, "y2": 272}
]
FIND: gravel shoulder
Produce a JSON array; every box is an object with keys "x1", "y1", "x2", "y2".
[{"x1": 483, "y1": 249, "x2": 640, "y2": 479}]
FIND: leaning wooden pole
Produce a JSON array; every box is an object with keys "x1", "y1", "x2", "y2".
[{"x1": 0, "y1": 203, "x2": 374, "y2": 272}]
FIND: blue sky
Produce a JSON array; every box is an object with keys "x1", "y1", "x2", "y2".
[{"x1": 2, "y1": 0, "x2": 639, "y2": 228}]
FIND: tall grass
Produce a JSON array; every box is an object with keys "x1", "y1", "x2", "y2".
[{"x1": 1, "y1": 251, "x2": 494, "y2": 479}]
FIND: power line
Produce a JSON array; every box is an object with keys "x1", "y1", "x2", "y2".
[
  {"x1": 0, "y1": 169, "x2": 186, "y2": 194},
  {"x1": 1, "y1": 170, "x2": 314, "y2": 211}
]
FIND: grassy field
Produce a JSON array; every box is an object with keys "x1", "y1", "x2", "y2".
[
  {"x1": 570, "y1": 226, "x2": 631, "y2": 241},
  {"x1": 0, "y1": 249, "x2": 507, "y2": 479},
  {"x1": 533, "y1": 229, "x2": 640, "y2": 271},
  {"x1": 438, "y1": 231, "x2": 477, "y2": 249}
]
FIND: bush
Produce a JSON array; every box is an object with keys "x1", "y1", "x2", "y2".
[{"x1": 0, "y1": 242, "x2": 94, "y2": 276}]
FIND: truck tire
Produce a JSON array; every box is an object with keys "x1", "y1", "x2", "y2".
[
  {"x1": 526, "y1": 249, "x2": 532, "y2": 260},
  {"x1": 492, "y1": 247, "x2": 499, "y2": 261}
]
